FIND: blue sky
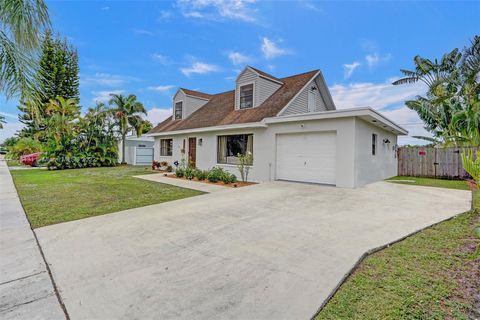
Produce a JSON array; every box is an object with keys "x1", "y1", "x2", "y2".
[{"x1": 1, "y1": 0, "x2": 478, "y2": 144}]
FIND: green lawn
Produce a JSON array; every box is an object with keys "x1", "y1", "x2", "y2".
[
  {"x1": 11, "y1": 166, "x2": 203, "y2": 228},
  {"x1": 387, "y1": 176, "x2": 470, "y2": 190},
  {"x1": 316, "y1": 191, "x2": 479, "y2": 320}
]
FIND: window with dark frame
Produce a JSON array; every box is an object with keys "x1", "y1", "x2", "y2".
[
  {"x1": 160, "y1": 139, "x2": 173, "y2": 156},
  {"x1": 239, "y1": 84, "x2": 254, "y2": 109},
  {"x1": 217, "y1": 134, "x2": 253, "y2": 164},
  {"x1": 174, "y1": 102, "x2": 183, "y2": 120},
  {"x1": 372, "y1": 133, "x2": 377, "y2": 156}
]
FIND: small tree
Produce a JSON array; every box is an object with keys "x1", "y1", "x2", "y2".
[
  {"x1": 237, "y1": 151, "x2": 253, "y2": 182},
  {"x1": 462, "y1": 150, "x2": 480, "y2": 188}
]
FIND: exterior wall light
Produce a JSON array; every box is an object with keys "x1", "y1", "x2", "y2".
[
  {"x1": 198, "y1": 138, "x2": 203, "y2": 146},
  {"x1": 383, "y1": 138, "x2": 390, "y2": 144}
]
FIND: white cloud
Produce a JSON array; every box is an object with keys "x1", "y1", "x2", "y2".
[
  {"x1": 177, "y1": 0, "x2": 258, "y2": 22},
  {"x1": 151, "y1": 53, "x2": 169, "y2": 65},
  {"x1": 228, "y1": 51, "x2": 251, "y2": 65},
  {"x1": 134, "y1": 29, "x2": 154, "y2": 36},
  {"x1": 92, "y1": 90, "x2": 124, "y2": 103},
  {"x1": 0, "y1": 122, "x2": 24, "y2": 143},
  {"x1": 300, "y1": 1, "x2": 322, "y2": 12},
  {"x1": 0, "y1": 111, "x2": 18, "y2": 120},
  {"x1": 147, "y1": 107, "x2": 173, "y2": 126},
  {"x1": 343, "y1": 62, "x2": 361, "y2": 79},
  {"x1": 365, "y1": 54, "x2": 379, "y2": 68},
  {"x1": 102, "y1": 6, "x2": 110, "y2": 10},
  {"x1": 82, "y1": 73, "x2": 139, "y2": 86},
  {"x1": 158, "y1": 10, "x2": 172, "y2": 21},
  {"x1": 330, "y1": 79, "x2": 432, "y2": 145},
  {"x1": 261, "y1": 37, "x2": 288, "y2": 59},
  {"x1": 180, "y1": 62, "x2": 219, "y2": 77},
  {"x1": 147, "y1": 85, "x2": 175, "y2": 93},
  {"x1": 365, "y1": 53, "x2": 391, "y2": 68}
]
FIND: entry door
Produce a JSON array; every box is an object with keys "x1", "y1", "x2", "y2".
[
  {"x1": 276, "y1": 132, "x2": 336, "y2": 185},
  {"x1": 188, "y1": 137, "x2": 197, "y2": 168}
]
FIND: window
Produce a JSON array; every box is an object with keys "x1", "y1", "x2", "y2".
[
  {"x1": 372, "y1": 134, "x2": 377, "y2": 155},
  {"x1": 138, "y1": 144, "x2": 146, "y2": 148},
  {"x1": 174, "y1": 102, "x2": 183, "y2": 120},
  {"x1": 217, "y1": 134, "x2": 253, "y2": 164},
  {"x1": 239, "y1": 84, "x2": 254, "y2": 109},
  {"x1": 160, "y1": 139, "x2": 173, "y2": 156}
]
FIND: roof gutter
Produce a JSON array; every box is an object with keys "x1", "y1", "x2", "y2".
[
  {"x1": 264, "y1": 107, "x2": 408, "y2": 135},
  {"x1": 145, "y1": 121, "x2": 267, "y2": 137}
]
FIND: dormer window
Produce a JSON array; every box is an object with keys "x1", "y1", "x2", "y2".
[
  {"x1": 174, "y1": 101, "x2": 183, "y2": 120},
  {"x1": 239, "y1": 84, "x2": 254, "y2": 109}
]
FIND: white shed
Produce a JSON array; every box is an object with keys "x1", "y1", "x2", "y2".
[{"x1": 118, "y1": 135, "x2": 155, "y2": 165}]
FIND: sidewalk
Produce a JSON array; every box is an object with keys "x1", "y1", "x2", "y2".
[{"x1": 0, "y1": 157, "x2": 65, "y2": 319}]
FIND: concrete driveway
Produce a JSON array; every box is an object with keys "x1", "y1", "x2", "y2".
[{"x1": 36, "y1": 181, "x2": 471, "y2": 320}]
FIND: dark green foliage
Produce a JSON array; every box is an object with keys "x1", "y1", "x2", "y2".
[
  {"x1": 193, "y1": 169, "x2": 208, "y2": 180},
  {"x1": 42, "y1": 99, "x2": 118, "y2": 170},
  {"x1": 207, "y1": 167, "x2": 224, "y2": 182},
  {"x1": 220, "y1": 171, "x2": 237, "y2": 184},
  {"x1": 18, "y1": 31, "x2": 80, "y2": 138},
  {"x1": 393, "y1": 36, "x2": 480, "y2": 145},
  {"x1": 184, "y1": 167, "x2": 194, "y2": 180},
  {"x1": 175, "y1": 168, "x2": 185, "y2": 178}
]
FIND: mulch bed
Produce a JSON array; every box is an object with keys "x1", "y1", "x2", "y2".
[{"x1": 165, "y1": 174, "x2": 257, "y2": 188}]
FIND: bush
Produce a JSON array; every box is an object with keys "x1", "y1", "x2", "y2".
[
  {"x1": 221, "y1": 171, "x2": 237, "y2": 184},
  {"x1": 207, "y1": 167, "x2": 225, "y2": 183},
  {"x1": 6, "y1": 137, "x2": 43, "y2": 159},
  {"x1": 175, "y1": 168, "x2": 185, "y2": 178},
  {"x1": 192, "y1": 169, "x2": 206, "y2": 180},
  {"x1": 185, "y1": 167, "x2": 194, "y2": 180}
]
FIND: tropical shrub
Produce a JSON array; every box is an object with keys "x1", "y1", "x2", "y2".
[
  {"x1": 175, "y1": 168, "x2": 185, "y2": 178},
  {"x1": 207, "y1": 167, "x2": 225, "y2": 183},
  {"x1": 185, "y1": 167, "x2": 194, "y2": 180},
  {"x1": 194, "y1": 169, "x2": 208, "y2": 180},
  {"x1": 6, "y1": 137, "x2": 43, "y2": 159},
  {"x1": 221, "y1": 172, "x2": 237, "y2": 184},
  {"x1": 462, "y1": 150, "x2": 480, "y2": 187}
]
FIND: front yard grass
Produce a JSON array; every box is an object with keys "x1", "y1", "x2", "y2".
[
  {"x1": 387, "y1": 175, "x2": 469, "y2": 190},
  {"x1": 315, "y1": 191, "x2": 479, "y2": 320},
  {"x1": 11, "y1": 166, "x2": 203, "y2": 228}
]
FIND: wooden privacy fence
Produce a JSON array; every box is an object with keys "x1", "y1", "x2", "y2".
[{"x1": 397, "y1": 146, "x2": 478, "y2": 179}]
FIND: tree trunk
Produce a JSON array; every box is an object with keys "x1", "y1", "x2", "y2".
[{"x1": 121, "y1": 132, "x2": 126, "y2": 164}]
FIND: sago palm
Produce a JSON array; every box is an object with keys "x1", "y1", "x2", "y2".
[
  {"x1": 108, "y1": 93, "x2": 147, "y2": 164},
  {"x1": 0, "y1": 0, "x2": 50, "y2": 105}
]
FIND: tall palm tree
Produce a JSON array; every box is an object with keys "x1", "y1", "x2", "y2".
[
  {"x1": 0, "y1": 0, "x2": 50, "y2": 100},
  {"x1": 108, "y1": 94, "x2": 147, "y2": 164}
]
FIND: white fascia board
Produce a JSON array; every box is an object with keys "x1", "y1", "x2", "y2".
[
  {"x1": 146, "y1": 122, "x2": 267, "y2": 137},
  {"x1": 184, "y1": 93, "x2": 210, "y2": 101},
  {"x1": 265, "y1": 107, "x2": 408, "y2": 135}
]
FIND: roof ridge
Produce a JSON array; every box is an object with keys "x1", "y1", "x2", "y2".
[
  {"x1": 248, "y1": 66, "x2": 282, "y2": 82},
  {"x1": 279, "y1": 69, "x2": 319, "y2": 81}
]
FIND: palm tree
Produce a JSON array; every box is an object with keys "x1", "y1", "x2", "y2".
[
  {"x1": 0, "y1": 114, "x2": 5, "y2": 129},
  {"x1": 0, "y1": 0, "x2": 50, "y2": 100},
  {"x1": 392, "y1": 49, "x2": 464, "y2": 143},
  {"x1": 108, "y1": 94, "x2": 147, "y2": 164},
  {"x1": 43, "y1": 97, "x2": 79, "y2": 143}
]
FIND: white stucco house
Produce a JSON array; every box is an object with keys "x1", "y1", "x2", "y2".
[{"x1": 147, "y1": 66, "x2": 407, "y2": 188}]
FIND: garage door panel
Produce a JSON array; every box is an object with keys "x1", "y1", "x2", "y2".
[{"x1": 276, "y1": 132, "x2": 336, "y2": 185}]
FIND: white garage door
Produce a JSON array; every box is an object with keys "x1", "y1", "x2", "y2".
[{"x1": 276, "y1": 131, "x2": 336, "y2": 185}]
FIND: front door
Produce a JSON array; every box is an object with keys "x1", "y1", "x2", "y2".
[{"x1": 188, "y1": 137, "x2": 197, "y2": 168}]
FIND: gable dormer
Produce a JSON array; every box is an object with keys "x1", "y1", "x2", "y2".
[
  {"x1": 173, "y1": 88, "x2": 211, "y2": 120},
  {"x1": 235, "y1": 66, "x2": 283, "y2": 110},
  {"x1": 279, "y1": 71, "x2": 336, "y2": 116}
]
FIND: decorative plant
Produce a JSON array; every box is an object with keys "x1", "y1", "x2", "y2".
[
  {"x1": 461, "y1": 149, "x2": 480, "y2": 188},
  {"x1": 207, "y1": 167, "x2": 225, "y2": 183},
  {"x1": 185, "y1": 167, "x2": 194, "y2": 180},
  {"x1": 237, "y1": 151, "x2": 253, "y2": 182},
  {"x1": 175, "y1": 168, "x2": 185, "y2": 178},
  {"x1": 221, "y1": 172, "x2": 237, "y2": 184}
]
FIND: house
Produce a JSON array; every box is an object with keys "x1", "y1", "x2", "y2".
[
  {"x1": 147, "y1": 66, "x2": 407, "y2": 188},
  {"x1": 118, "y1": 135, "x2": 154, "y2": 165}
]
